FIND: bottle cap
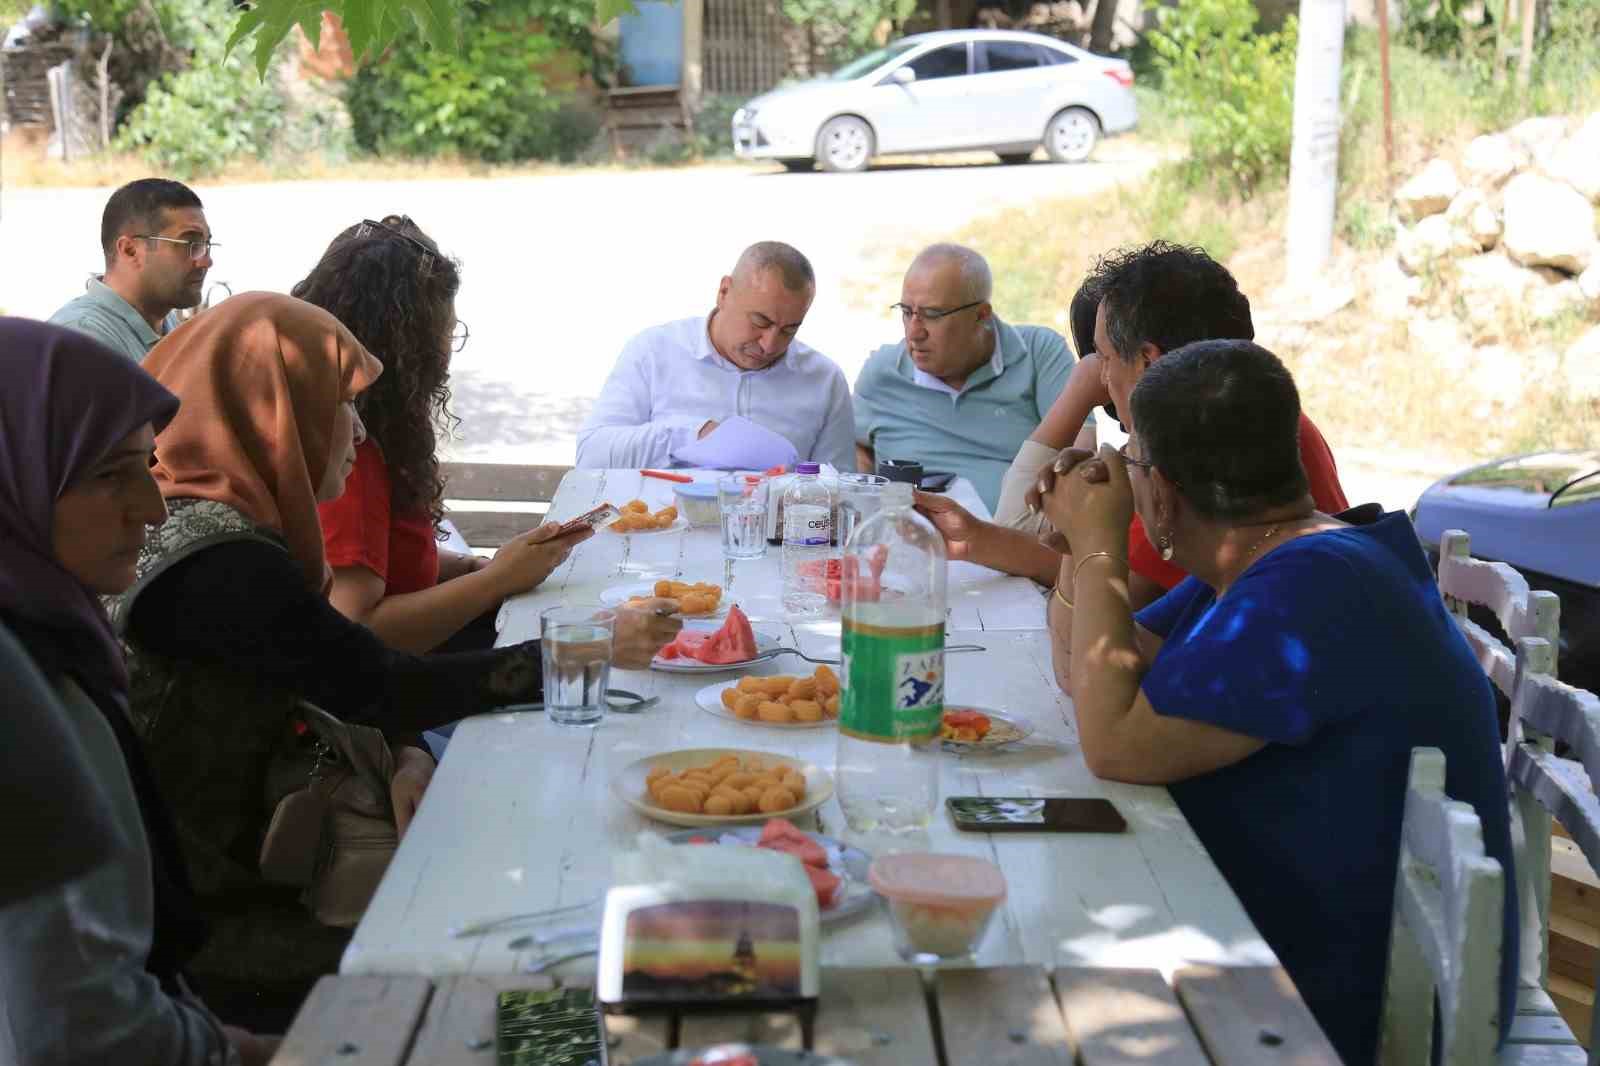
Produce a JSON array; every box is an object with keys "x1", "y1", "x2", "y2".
[{"x1": 795, "y1": 462, "x2": 821, "y2": 475}]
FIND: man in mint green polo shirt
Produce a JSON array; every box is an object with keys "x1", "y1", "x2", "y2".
[
  {"x1": 853, "y1": 243, "x2": 1076, "y2": 513},
  {"x1": 49, "y1": 178, "x2": 215, "y2": 363}
]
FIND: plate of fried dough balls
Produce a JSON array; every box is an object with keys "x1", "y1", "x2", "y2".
[
  {"x1": 694, "y1": 667, "x2": 841, "y2": 729},
  {"x1": 616, "y1": 748, "x2": 834, "y2": 827}
]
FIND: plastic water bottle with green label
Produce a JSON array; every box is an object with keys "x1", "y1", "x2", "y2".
[{"x1": 835, "y1": 480, "x2": 946, "y2": 834}]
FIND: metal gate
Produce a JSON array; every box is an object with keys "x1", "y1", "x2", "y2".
[{"x1": 702, "y1": 0, "x2": 790, "y2": 96}]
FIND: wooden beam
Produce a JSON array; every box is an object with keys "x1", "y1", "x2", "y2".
[
  {"x1": 1053, "y1": 968, "x2": 1210, "y2": 1066},
  {"x1": 267, "y1": 975, "x2": 432, "y2": 1066},
  {"x1": 440, "y1": 462, "x2": 569, "y2": 504}
]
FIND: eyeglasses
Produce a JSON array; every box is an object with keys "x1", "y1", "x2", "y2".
[
  {"x1": 354, "y1": 215, "x2": 438, "y2": 276},
  {"x1": 138, "y1": 235, "x2": 218, "y2": 260},
  {"x1": 1118, "y1": 441, "x2": 1155, "y2": 473},
  {"x1": 890, "y1": 300, "x2": 983, "y2": 324},
  {"x1": 450, "y1": 319, "x2": 470, "y2": 353}
]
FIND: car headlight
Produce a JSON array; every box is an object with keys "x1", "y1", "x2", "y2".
[{"x1": 733, "y1": 107, "x2": 756, "y2": 125}]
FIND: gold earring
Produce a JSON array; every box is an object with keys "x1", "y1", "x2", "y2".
[{"x1": 1159, "y1": 532, "x2": 1174, "y2": 562}]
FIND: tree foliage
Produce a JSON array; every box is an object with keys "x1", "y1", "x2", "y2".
[
  {"x1": 1147, "y1": 0, "x2": 1299, "y2": 196},
  {"x1": 225, "y1": 0, "x2": 637, "y2": 77},
  {"x1": 780, "y1": 0, "x2": 915, "y2": 73}
]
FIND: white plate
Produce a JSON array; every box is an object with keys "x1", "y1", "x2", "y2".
[
  {"x1": 613, "y1": 748, "x2": 833, "y2": 828},
  {"x1": 695, "y1": 680, "x2": 837, "y2": 730},
  {"x1": 653, "y1": 624, "x2": 785, "y2": 673},
  {"x1": 600, "y1": 580, "x2": 727, "y2": 619},
  {"x1": 663, "y1": 827, "x2": 875, "y2": 925},
  {"x1": 604, "y1": 516, "x2": 689, "y2": 537},
  {"x1": 940, "y1": 706, "x2": 1036, "y2": 751}
]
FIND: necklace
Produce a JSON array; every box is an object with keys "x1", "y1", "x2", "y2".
[{"x1": 1245, "y1": 523, "x2": 1282, "y2": 558}]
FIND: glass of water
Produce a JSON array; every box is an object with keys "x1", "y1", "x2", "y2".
[
  {"x1": 836, "y1": 473, "x2": 888, "y2": 550},
  {"x1": 718, "y1": 473, "x2": 769, "y2": 560},
  {"x1": 540, "y1": 604, "x2": 616, "y2": 727}
]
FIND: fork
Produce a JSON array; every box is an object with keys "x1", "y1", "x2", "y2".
[{"x1": 748, "y1": 642, "x2": 987, "y2": 667}]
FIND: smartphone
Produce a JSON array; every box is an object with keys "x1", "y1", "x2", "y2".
[
  {"x1": 919, "y1": 472, "x2": 957, "y2": 493},
  {"x1": 497, "y1": 986, "x2": 607, "y2": 1066},
  {"x1": 557, "y1": 503, "x2": 622, "y2": 537},
  {"x1": 946, "y1": 796, "x2": 1127, "y2": 834}
]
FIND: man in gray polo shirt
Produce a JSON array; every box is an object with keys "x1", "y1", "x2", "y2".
[
  {"x1": 853, "y1": 243, "x2": 1076, "y2": 512},
  {"x1": 50, "y1": 179, "x2": 215, "y2": 363}
]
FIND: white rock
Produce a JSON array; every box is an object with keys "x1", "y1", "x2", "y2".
[
  {"x1": 1454, "y1": 253, "x2": 1538, "y2": 341},
  {"x1": 1368, "y1": 257, "x2": 1424, "y2": 319},
  {"x1": 1508, "y1": 115, "x2": 1569, "y2": 160},
  {"x1": 1395, "y1": 158, "x2": 1461, "y2": 223},
  {"x1": 1566, "y1": 326, "x2": 1600, "y2": 396},
  {"x1": 1502, "y1": 172, "x2": 1598, "y2": 273},
  {"x1": 1462, "y1": 133, "x2": 1527, "y2": 188},
  {"x1": 1528, "y1": 278, "x2": 1587, "y2": 322},
  {"x1": 1397, "y1": 215, "x2": 1477, "y2": 274},
  {"x1": 1580, "y1": 262, "x2": 1600, "y2": 305},
  {"x1": 1446, "y1": 187, "x2": 1502, "y2": 250},
  {"x1": 1544, "y1": 112, "x2": 1600, "y2": 204}
]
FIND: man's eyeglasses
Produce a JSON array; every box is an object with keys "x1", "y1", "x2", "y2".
[
  {"x1": 354, "y1": 215, "x2": 437, "y2": 275},
  {"x1": 450, "y1": 320, "x2": 470, "y2": 354},
  {"x1": 891, "y1": 300, "x2": 983, "y2": 324},
  {"x1": 138, "y1": 235, "x2": 218, "y2": 260},
  {"x1": 1118, "y1": 442, "x2": 1155, "y2": 473}
]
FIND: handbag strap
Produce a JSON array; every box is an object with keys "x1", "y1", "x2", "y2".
[{"x1": 295, "y1": 701, "x2": 394, "y2": 801}]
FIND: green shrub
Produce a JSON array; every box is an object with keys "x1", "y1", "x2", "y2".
[
  {"x1": 345, "y1": 0, "x2": 604, "y2": 163},
  {"x1": 780, "y1": 0, "x2": 916, "y2": 73},
  {"x1": 112, "y1": 0, "x2": 350, "y2": 177},
  {"x1": 1146, "y1": 0, "x2": 1298, "y2": 196}
]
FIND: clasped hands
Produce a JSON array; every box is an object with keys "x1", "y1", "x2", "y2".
[{"x1": 1028, "y1": 444, "x2": 1134, "y2": 559}]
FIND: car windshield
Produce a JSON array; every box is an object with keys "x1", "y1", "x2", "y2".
[{"x1": 830, "y1": 40, "x2": 920, "y2": 80}]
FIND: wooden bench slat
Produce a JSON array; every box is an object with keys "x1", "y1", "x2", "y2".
[
  {"x1": 1506, "y1": 1010, "x2": 1583, "y2": 1046},
  {"x1": 1498, "y1": 1043, "x2": 1590, "y2": 1065},
  {"x1": 268, "y1": 975, "x2": 432, "y2": 1066},
  {"x1": 406, "y1": 975, "x2": 561, "y2": 1065},
  {"x1": 440, "y1": 462, "x2": 569, "y2": 504},
  {"x1": 1052, "y1": 967, "x2": 1210, "y2": 1066},
  {"x1": 1173, "y1": 966, "x2": 1341, "y2": 1066},
  {"x1": 935, "y1": 965, "x2": 1074, "y2": 1066},
  {"x1": 676, "y1": 967, "x2": 938, "y2": 1065},
  {"x1": 448, "y1": 510, "x2": 551, "y2": 549}
]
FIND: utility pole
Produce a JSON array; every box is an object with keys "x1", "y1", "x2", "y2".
[{"x1": 1284, "y1": 0, "x2": 1347, "y2": 287}]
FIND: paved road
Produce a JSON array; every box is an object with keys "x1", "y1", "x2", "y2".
[{"x1": 0, "y1": 142, "x2": 1446, "y2": 509}]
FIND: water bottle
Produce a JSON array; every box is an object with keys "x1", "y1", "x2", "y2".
[
  {"x1": 781, "y1": 462, "x2": 833, "y2": 617},
  {"x1": 835, "y1": 481, "x2": 946, "y2": 834}
]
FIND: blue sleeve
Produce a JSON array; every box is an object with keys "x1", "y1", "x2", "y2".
[
  {"x1": 852, "y1": 357, "x2": 883, "y2": 447},
  {"x1": 1134, "y1": 576, "x2": 1208, "y2": 639},
  {"x1": 1139, "y1": 545, "x2": 1364, "y2": 745},
  {"x1": 1029, "y1": 329, "x2": 1074, "y2": 421}
]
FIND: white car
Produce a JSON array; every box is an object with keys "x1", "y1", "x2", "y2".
[{"x1": 731, "y1": 29, "x2": 1138, "y2": 173}]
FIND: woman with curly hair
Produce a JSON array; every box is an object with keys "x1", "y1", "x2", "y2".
[{"x1": 294, "y1": 216, "x2": 590, "y2": 653}]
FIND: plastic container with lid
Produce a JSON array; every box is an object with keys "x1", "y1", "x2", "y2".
[
  {"x1": 867, "y1": 852, "x2": 1006, "y2": 963},
  {"x1": 672, "y1": 481, "x2": 721, "y2": 528}
]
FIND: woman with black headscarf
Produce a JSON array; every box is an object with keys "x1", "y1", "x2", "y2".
[{"x1": 0, "y1": 318, "x2": 275, "y2": 1065}]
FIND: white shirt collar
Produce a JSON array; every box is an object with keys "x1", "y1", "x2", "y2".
[{"x1": 908, "y1": 337, "x2": 1004, "y2": 396}]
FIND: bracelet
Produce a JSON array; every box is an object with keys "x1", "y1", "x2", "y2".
[
  {"x1": 1072, "y1": 551, "x2": 1127, "y2": 587},
  {"x1": 1052, "y1": 584, "x2": 1074, "y2": 610}
]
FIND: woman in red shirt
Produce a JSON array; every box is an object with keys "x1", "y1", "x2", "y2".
[{"x1": 294, "y1": 217, "x2": 593, "y2": 653}]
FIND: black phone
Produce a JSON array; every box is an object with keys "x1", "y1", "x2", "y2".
[
  {"x1": 946, "y1": 796, "x2": 1127, "y2": 834},
  {"x1": 919, "y1": 471, "x2": 957, "y2": 493}
]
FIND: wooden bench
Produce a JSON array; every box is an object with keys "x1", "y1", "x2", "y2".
[
  {"x1": 439, "y1": 462, "x2": 570, "y2": 551},
  {"x1": 269, "y1": 965, "x2": 1341, "y2": 1066}
]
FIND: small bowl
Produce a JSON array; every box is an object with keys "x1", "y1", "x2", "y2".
[
  {"x1": 673, "y1": 481, "x2": 721, "y2": 528},
  {"x1": 867, "y1": 852, "x2": 1005, "y2": 964}
]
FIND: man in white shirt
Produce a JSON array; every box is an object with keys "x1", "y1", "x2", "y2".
[{"x1": 576, "y1": 242, "x2": 857, "y2": 471}]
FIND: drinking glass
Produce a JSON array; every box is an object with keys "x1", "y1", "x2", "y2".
[
  {"x1": 718, "y1": 473, "x2": 769, "y2": 561},
  {"x1": 540, "y1": 604, "x2": 615, "y2": 726},
  {"x1": 836, "y1": 473, "x2": 889, "y2": 550}
]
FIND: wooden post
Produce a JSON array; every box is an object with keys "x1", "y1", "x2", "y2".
[
  {"x1": 1285, "y1": 0, "x2": 1347, "y2": 285},
  {"x1": 681, "y1": 0, "x2": 704, "y2": 114},
  {"x1": 1377, "y1": 0, "x2": 1393, "y2": 192},
  {"x1": 1516, "y1": 0, "x2": 1535, "y2": 90},
  {"x1": 1494, "y1": 0, "x2": 1512, "y2": 83}
]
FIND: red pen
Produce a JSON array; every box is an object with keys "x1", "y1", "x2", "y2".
[{"x1": 641, "y1": 469, "x2": 694, "y2": 484}]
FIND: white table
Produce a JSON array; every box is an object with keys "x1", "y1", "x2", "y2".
[{"x1": 342, "y1": 470, "x2": 1274, "y2": 980}]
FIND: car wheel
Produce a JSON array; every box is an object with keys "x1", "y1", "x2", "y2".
[
  {"x1": 779, "y1": 158, "x2": 813, "y2": 173},
  {"x1": 1044, "y1": 107, "x2": 1099, "y2": 164},
  {"x1": 997, "y1": 152, "x2": 1035, "y2": 165},
  {"x1": 816, "y1": 116, "x2": 874, "y2": 173}
]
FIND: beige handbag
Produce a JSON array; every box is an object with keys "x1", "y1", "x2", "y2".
[{"x1": 259, "y1": 701, "x2": 398, "y2": 928}]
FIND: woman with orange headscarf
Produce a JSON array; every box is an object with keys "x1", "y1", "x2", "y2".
[{"x1": 104, "y1": 293, "x2": 630, "y2": 1023}]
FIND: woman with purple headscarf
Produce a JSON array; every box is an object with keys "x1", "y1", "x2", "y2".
[{"x1": 0, "y1": 318, "x2": 277, "y2": 1066}]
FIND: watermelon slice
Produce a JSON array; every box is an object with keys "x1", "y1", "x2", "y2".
[
  {"x1": 800, "y1": 863, "x2": 843, "y2": 908},
  {"x1": 655, "y1": 605, "x2": 758, "y2": 664}
]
